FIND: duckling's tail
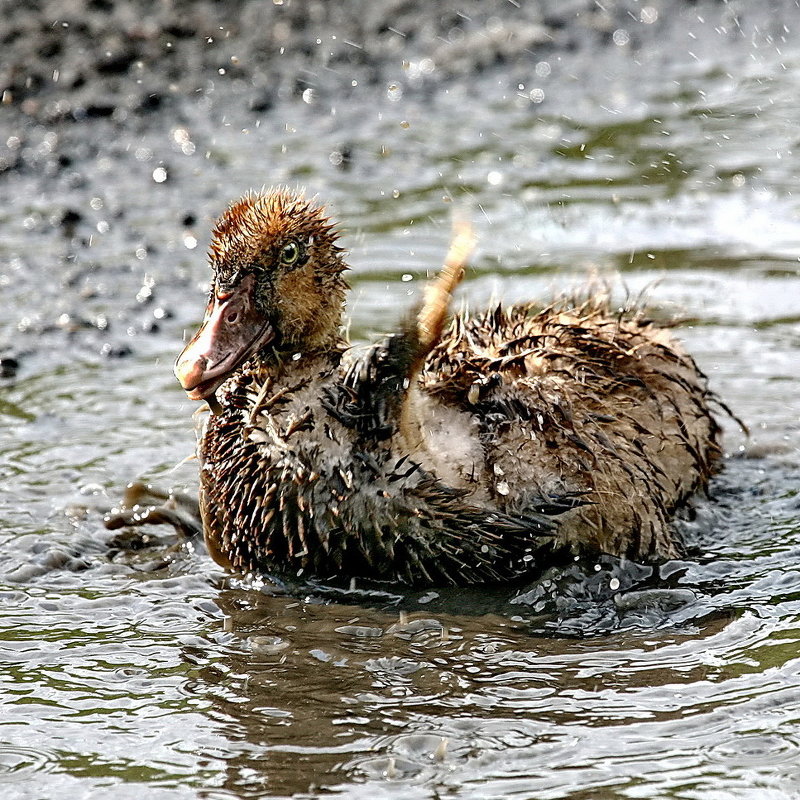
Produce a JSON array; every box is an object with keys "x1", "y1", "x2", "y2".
[
  {"x1": 412, "y1": 216, "x2": 475, "y2": 373},
  {"x1": 395, "y1": 217, "x2": 474, "y2": 449}
]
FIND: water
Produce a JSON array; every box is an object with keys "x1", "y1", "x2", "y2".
[{"x1": 3, "y1": 3, "x2": 800, "y2": 798}]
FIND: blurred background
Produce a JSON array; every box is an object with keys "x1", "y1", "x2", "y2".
[{"x1": 2, "y1": 1, "x2": 800, "y2": 798}]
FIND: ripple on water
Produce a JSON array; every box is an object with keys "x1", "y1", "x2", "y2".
[
  {"x1": 354, "y1": 755, "x2": 433, "y2": 784},
  {"x1": 710, "y1": 732, "x2": 800, "y2": 768},
  {"x1": 0, "y1": 745, "x2": 56, "y2": 782}
]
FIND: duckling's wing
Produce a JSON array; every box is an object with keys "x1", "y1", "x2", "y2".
[
  {"x1": 320, "y1": 332, "x2": 416, "y2": 439},
  {"x1": 420, "y1": 300, "x2": 723, "y2": 561}
]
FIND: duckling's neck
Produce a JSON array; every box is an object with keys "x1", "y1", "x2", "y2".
[{"x1": 257, "y1": 332, "x2": 349, "y2": 376}]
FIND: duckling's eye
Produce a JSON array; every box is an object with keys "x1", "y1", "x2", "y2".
[{"x1": 279, "y1": 240, "x2": 301, "y2": 267}]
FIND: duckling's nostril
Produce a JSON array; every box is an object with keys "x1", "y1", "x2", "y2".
[{"x1": 227, "y1": 311, "x2": 239, "y2": 324}]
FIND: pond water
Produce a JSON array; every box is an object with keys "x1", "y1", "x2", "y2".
[{"x1": 2, "y1": 3, "x2": 800, "y2": 798}]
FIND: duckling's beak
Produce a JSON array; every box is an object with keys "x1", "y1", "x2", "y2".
[{"x1": 175, "y1": 274, "x2": 274, "y2": 402}]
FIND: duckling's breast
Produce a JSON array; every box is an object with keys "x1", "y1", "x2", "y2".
[{"x1": 397, "y1": 386, "x2": 490, "y2": 500}]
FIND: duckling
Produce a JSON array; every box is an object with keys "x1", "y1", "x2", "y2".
[{"x1": 163, "y1": 187, "x2": 721, "y2": 586}]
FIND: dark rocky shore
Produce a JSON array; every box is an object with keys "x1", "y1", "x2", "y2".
[{"x1": 0, "y1": 0, "x2": 782, "y2": 130}]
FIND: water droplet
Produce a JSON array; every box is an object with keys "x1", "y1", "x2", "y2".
[
  {"x1": 250, "y1": 635, "x2": 290, "y2": 654},
  {"x1": 610, "y1": 577, "x2": 620, "y2": 591},
  {"x1": 487, "y1": 170, "x2": 503, "y2": 186},
  {"x1": 640, "y1": 6, "x2": 658, "y2": 24},
  {"x1": 387, "y1": 83, "x2": 403, "y2": 101},
  {"x1": 612, "y1": 29, "x2": 630, "y2": 46},
  {"x1": 136, "y1": 284, "x2": 153, "y2": 303},
  {"x1": 152, "y1": 166, "x2": 168, "y2": 183}
]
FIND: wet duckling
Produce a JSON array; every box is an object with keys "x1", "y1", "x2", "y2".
[{"x1": 169, "y1": 187, "x2": 721, "y2": 586}]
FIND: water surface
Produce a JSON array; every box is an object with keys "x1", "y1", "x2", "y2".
[{"x1": 2, "y1": 4, "x2": 800, "y2": 798}]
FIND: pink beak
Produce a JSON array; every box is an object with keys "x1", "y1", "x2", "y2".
[{"x1": 175, "y1": 274, "x2": 274, "y2": 401}]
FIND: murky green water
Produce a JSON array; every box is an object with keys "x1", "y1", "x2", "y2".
[{"x1": 3, "y1": 6, "x2": 800, "y2": 799}]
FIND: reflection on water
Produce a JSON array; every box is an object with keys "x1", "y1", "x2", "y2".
[{"x1": 3, "y1": 3, "x2": 800, "y2": 798}]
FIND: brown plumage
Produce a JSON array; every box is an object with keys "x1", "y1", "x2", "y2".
[{"x1": 166, "y1": 187, "x2": 722, "y2": 586}]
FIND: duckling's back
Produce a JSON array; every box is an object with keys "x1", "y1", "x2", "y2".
[{"x1": 405, "y1": 297, "x2": 722, "y2": 562}]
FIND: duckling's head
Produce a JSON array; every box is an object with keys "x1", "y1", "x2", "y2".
[{"x1": 175, "y1": 188, "x2": 348, "y2": 401}]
